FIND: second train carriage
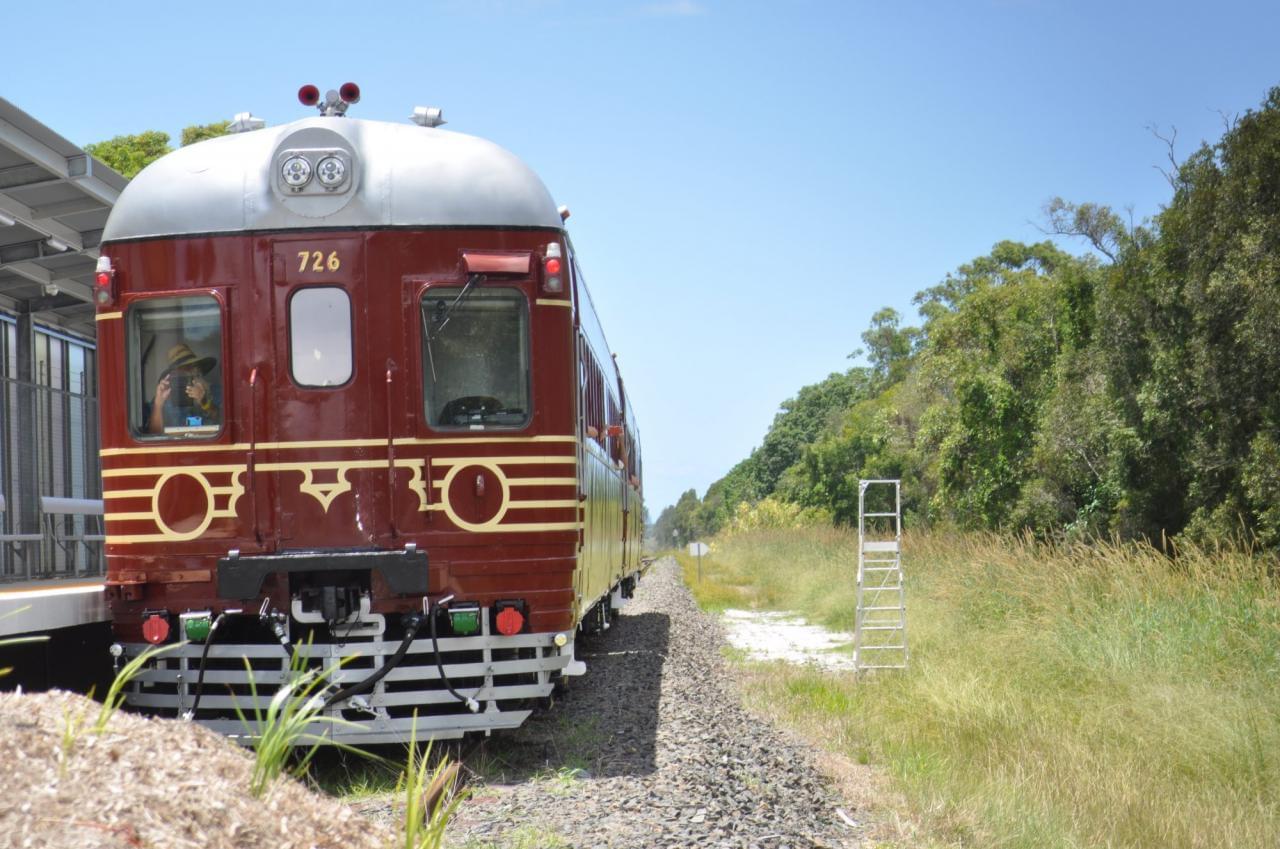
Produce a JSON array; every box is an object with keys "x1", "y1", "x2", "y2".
[{"x1": 93, "y1": 86, "x2": 644, "y2": 742}]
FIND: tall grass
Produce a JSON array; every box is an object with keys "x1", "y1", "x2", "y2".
[
  {"x1": 682, "y1": 528, "x2": 1280, "y2": 849},
  {"x1": 232, "y1": 650, "x2": 368, "y2": 797}
]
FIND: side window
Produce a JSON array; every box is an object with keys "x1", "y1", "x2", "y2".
[
  {"x1": 289, "y1": 287, "x2": 353, "y2": 387},
  {"x1": 127, "y1": 295, "x2": 223, "y2": 439}
]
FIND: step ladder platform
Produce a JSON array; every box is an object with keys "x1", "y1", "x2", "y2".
[{"x1": 862, "y1": 541, "x2": 899, "y2": 553}]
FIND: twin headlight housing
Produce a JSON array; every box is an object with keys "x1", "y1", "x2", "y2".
[{"x1": 277, "y1": 149, "x2": 353, "y2": 194}]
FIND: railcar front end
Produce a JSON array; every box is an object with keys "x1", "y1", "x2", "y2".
[{"x1": 94, "y1": 88, "x2": 643, "y2": 743}]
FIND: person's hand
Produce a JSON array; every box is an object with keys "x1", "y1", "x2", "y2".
[
  {"x1": 186, "y1": 377, "x2": 208, "y2": 405},
  {"x1": 154, "y1": 374, "x2": 172, "y2": 406}
]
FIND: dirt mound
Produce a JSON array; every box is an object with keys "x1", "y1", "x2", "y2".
[{"x1": 0, "y1": 689, "x2": 396, "y2": 849}]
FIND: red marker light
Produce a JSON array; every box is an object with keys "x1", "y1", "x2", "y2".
[
  {"x1": 142, "y1": 614, "x2": 170, "y2": 645},
  {"x1": 298, "y1": 84, "x2": 321, "y2": 106},
  {"x1": 545, "y1": 258, "x2": 561, "y2": 275},
  {"x1": 495, "y1": 606, "x2": 525, "y2": 636},
  {"x1": 339, "y1": 82, "x2": 361, "y2": 104}
]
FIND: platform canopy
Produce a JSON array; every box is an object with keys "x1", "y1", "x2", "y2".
[{"x1": 0, "y1": 97, "x2": 126, "y2": 333}]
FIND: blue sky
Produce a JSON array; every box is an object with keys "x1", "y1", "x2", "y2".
[{"x1": 6, "y1": 1, "x2": 1280, "y2": 515}]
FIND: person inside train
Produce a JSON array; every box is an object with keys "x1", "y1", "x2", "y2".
[{"x1": 145, "y1": 342, "x2": 221, "y2": 434}]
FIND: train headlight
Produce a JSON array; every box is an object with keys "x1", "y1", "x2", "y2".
[
  {"x1": 281, "y1": 155, "x2": 313, "y2": 188},
  {"x1": 553, "y1": 632, "x2": 568, "y2": 648},
  {"x1": 316, "y1": 155, "x2": 347, "y2": 188}
]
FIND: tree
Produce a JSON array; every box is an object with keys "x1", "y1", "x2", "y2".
[
  {"x1": 85, "y1": 121, "x2": 232, "y2": 179},
  {"x1": 85, "y1": 131, "x2": 171, "y2": 179},
  {"x1": 181, "y1": 121, "x2": 231, "y2": 146}
]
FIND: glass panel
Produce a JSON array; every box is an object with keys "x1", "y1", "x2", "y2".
[
  {"x1": 289, "y1": 287, "x2": 353, "y2": 387},
  {"x1": 127, "y1": 295, "x2": 223, "y2": 438},
  {"x1": 421, "y1": 287, "x2": 530, "y2": 428}
]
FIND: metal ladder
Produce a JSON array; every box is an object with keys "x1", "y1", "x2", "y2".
[{"x1": 854, "y1": 479, "x2": 907, "y2": 671}]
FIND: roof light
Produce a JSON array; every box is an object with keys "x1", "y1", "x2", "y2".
[
  {"x1": 410, "y1": 106, "x2": 447, "y2": 128},
  {"x1": 45, "y1": 237, "x2": 68, "y2": 252},
  {"x1": 0, "y1": 212, "x2": 14, "y2": 227},
  {"x1": 298, "y1": 84, "x2": 321, "y2": 106},
  {"x1": 229, "y1": 112, "x2": 266, "y2": 134}
]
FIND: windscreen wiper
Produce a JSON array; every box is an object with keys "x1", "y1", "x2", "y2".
[
  {"x1": 430, "y1": 273, "x2": 486, "y2": 340},
  {"x1": 424, "y1": 272, "x2": 486, "y2": 384}
]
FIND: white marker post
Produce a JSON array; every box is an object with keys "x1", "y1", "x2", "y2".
[{"x1": 688, "y1": 541, "x2": 709, "y2": 582}]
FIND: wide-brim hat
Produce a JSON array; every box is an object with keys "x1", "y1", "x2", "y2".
[{"x1": 160, "y1": 343, "x2": 216, "y2": 378}]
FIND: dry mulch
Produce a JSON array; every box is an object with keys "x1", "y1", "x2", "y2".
[{"x1": 0, "y1": 690, "x2": 398, "y2": 849}]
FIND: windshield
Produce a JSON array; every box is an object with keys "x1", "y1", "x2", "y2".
[{"x1": 421, "y1": 286, "x2": 530, "y2": 428}]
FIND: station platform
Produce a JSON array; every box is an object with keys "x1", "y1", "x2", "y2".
[
  {"x1": 0, "y1": 579, "x2": 111, "y2": 693},
  {"x1": 0, "y1": 578, "x2": 107, "y2": 637}
]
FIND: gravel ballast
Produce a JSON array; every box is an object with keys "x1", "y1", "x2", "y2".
[
  {"x1": 0, "y1": 690, "x2": 398, "y2": 849},
  {"x1": 431, "y1": 557, "x2": 869, "y2": 848}
]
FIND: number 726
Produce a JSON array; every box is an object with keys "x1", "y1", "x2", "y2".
[{"x1": 297, "y1": 250, "x2": 341, "y2": 273}]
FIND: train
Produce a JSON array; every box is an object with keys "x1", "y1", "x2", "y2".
[{"x1": 93, "y1": 84, "x2": 644, "y2": 743}]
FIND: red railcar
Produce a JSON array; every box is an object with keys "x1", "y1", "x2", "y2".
[{"x1": 94, "y1": 87, "x2": 644, "y2": 742}]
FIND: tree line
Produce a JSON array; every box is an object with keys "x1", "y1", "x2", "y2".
[{"x1": 653, "y1": 85, "x2": 1280, "y2": 549}]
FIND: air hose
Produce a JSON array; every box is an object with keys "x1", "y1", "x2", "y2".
[
  {"x1": 428, "y1": 598, "x2": 481, "y2": 713},
  {"x1": 184, "y1": 612, "x2": 227, "y2": 720},
  {"x1": 322, "y1": 612, "x2": 425, "y2": 710}
]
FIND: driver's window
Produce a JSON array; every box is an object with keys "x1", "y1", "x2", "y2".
[
  {"x1": 126, "y1": 295, "x2": 223, "y2": 439},
  {"x1": 421, "y1": 286, "x2": 530, "y2": 429}
]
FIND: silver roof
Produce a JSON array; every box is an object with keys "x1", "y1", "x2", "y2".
[
  {"x1": 0, "y1": 97, "x2": 127, "y2": 328},
  {"x1": 102, "y1": 117, "x2": 563, "y2": 242}
]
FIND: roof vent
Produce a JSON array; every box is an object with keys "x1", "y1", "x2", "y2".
[
  {"x1": 229, "y1": 112, "x2": 266, "y2": 134},
  {"x1": 410, "y1": 106, "x2": 447, "y2": 128}
]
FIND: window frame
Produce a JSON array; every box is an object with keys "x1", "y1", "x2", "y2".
[
  {"x1": 123, "y1": 290, "x2": 228, "y2": 443},
  {"x1": 286, "y1": 285, "x2": 355, "y2": 390}
]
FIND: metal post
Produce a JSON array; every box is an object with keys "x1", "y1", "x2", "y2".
[{"x1": 14, "y1": 314, "x2": 40, "y2": 576}]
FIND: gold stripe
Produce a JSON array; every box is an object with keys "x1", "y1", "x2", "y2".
[
  {"x1": 101, "y1": 435, "x2": 580, "y2": 457},
  {"x1": 463, "y1": 522, "x2": 582, "y2": 533},
  {"x1": 106, "y1": 521, "x2": 583, "y2": 543},
  {"x1": 256, "y1": 438, "x2": 389, "y2": 450},
  {"x1": 102, "y1": 464, "x2": 245, "y2": 478},
  {"x1": 507, "y1": 500, "x2": 579, "y2": 509},
  {"x1": 101, "y1": 443, "x2": 250, "y2": 457},
  {"x1": 102, "y1": 489, "x2": 154, "y2": 500},
  {"x1": 432, "y1": 456, "x2": 575, "y2": 467},
  {"x1": 507, "y1": 477, "x2": 577, "y2": 487},
  {"x1": 104, "y1": 511, "x2": 156, "y2": 522},
  {"x1": 255, "y1": 460, "x2": 390, "y2": 472},
  {"x1": 392, "y1": 435, "x2": 577, "y2": 447},
  {"x1": 95, "y1": 311, "x2": 123, "y2": 321},
  {"x1": 535, "y1": 299, "x2": 573, "y2": 309}
]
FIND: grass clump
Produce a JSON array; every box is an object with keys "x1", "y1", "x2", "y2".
[
  {"x1": 232, "y1": 649, "x2": 367, "y2": 797},
  {"x1": 95, "y1": 642, "x2": 186, "y2": 734},
  {"x1": 400, "y1": 716, "x2": 466, "y2": 849},
  {"x1": 690, "y1": 527, "x2": 1280, "y2": 849}
]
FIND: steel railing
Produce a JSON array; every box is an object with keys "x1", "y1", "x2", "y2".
[{"x1": 0, "y1": 376, "x2": 102, "y2": 582}]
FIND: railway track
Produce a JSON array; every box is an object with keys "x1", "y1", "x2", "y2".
[{"x1": 355, "y1": 557, "x2": 869, "y2": 848}]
